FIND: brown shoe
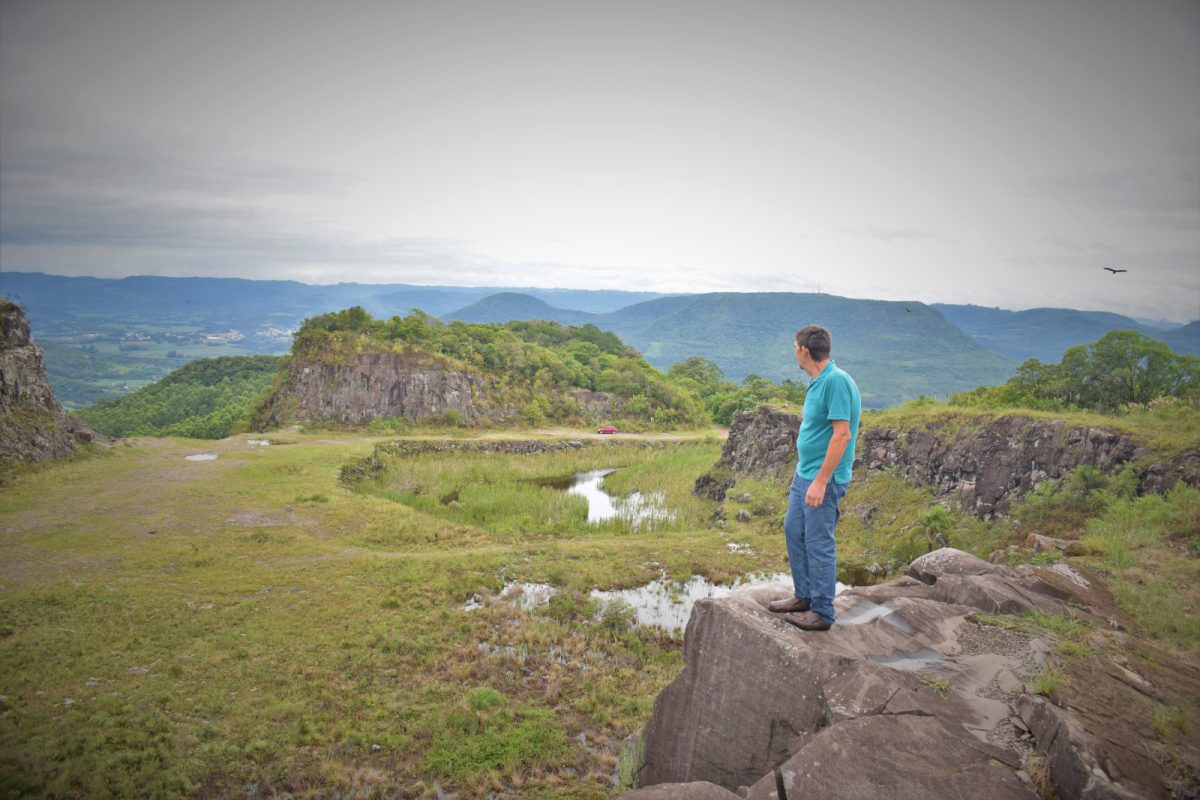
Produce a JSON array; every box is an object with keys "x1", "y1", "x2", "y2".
[
  {"x1": 768, "y1": 596, "x2": 811, "y2": 613},
  {"x1": 783, "y1": 610, "x2": 833, "y2": 631}
]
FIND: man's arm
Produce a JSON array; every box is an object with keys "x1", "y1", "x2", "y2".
[{"x1": 804, "y1": 419, "x2": 851, "y2": 508}]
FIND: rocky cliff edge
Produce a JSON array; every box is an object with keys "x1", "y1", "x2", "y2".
[
  {"x1": 696, "y1": 405, "x2": 1199, "y2": 516},
  {"x1": 255, "y1": 345, "x2": 497, "y2": 427},
  {"x1": 622, "y1": 549, "x2": 1199, "y2": 800},
  {"x1": 0, "y1": 301, "x2": 99, "y2": 464}
]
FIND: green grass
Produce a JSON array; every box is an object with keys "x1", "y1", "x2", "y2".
[
  {"x1": 918, "y1": 675, "x2": 951, "y2": 696},
  {"x1": 3, "y1": 403, "x2": 1197, "y2": 796},
  {"x1": 864, "y1": 399, "x2": 1200, "y2": 459},
  {"x1": 971, "y1": 611, "x2": 1092, "y2": 641},
  {"x1": 721, "y1": 470, "x2": 1010, "y2": 582},
  {"x1": 1031, "y1": 667, "x2": 1070, "y2": 698},
  {"x1": 356, "y1": 442, "x2": 718, "y2": 544},
  {"x1": 0, "y1": 430, "x2": 746, "y2": 798},
  {"x1": 1080, "y1": 485, "x2": 1200, "y2": 653}
]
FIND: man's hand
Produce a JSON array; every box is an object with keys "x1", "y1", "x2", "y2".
[
  {"x1": 805, "y1": 420, "x2": 850, "y2": 508},
  {"x1": 804, "y1": 478, "x2": 827, "y2": 508}
]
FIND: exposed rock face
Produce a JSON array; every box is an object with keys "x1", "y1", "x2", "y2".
[
  {"x1": 697, "y1": 406, "x2": 1197, "y2": 518},
  {"x1": 693, "y1": 405, "x2": 800, "y2": 500},
  {"x1": 629, "y1": 549, "x2": 1191, "y2": 800},
  {"x1": 571, "y1": 390, "x2": 621, "y2": 421},
  {"x1": 860, "y1": 416, "x2": 1150, "y2": 518},
  {"x1": 256, "y1": 347, "x2": 494, "y2": 427},
  {"x1": 0, "y1": 302, "x2": 98, "y2": 463}
]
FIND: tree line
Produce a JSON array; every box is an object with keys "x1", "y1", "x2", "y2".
[{"x1": 950, "y1": 330, "x2": 1199, "y2": 412}]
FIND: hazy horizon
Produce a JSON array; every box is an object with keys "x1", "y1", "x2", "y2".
[
  {"x1": 6, "y1": 268, "x2": 1196, "y2": 329},
  {"x1": 2, "y1": 0, "x2": 1198, "y2": 322}
]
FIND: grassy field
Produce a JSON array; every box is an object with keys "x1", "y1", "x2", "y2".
[
  {"x1": 0, "y1": 429, "x2": 793, "y2": 798},
  {"x1": 3, "y1": 414, "x2": 1197, "y2": 798}
]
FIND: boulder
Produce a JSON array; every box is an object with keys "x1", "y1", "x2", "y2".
[
  {"x1": 636, "y1": 578, "x2": 1012, "y2": 789},
  {"x1": 744, "y1": 714, "x2": 1037, "y2": 800},
  {"x1": 1026, "y1": 533, "x2": 1089, "y2": 556},
  {"x1": 1018, "y1": 695, "x2": 1151, "y2": 800},
  {"x1": 908, "y1": 547, "x2": 998, "y2": 584},
  {"x1": 693, "y1": 406, "x2": 800, "y2": 499},
  {"x1": 616, "y1": 782, "x2": 741, "y2": 800},
  {"x1": 631, "y1": 552, "x2": 1191, "y2": 799}
]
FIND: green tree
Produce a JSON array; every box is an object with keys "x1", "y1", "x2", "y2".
[
  {"x1": 667, "y1": 356, "x2": 724, "y2": 397},
  {"x1": 1063, "y1": 330, "x2": 1198, "y2": 410}
]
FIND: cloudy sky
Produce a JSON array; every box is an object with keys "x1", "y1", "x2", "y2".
[{"x1": 1, "y1": 0, "x2": 1198, "y2": 322}]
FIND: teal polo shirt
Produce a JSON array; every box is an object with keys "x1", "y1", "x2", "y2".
[{"x1": 796, "y1": 359, "x2": 861, "y2": 484}]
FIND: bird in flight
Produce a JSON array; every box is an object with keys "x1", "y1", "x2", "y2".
[{"x1": 1104, "y1": 267, "x2": 1127, "y2": 274}]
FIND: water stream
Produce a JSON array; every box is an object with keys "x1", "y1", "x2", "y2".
[{"x1": 543, "y1": 468, "x2": 675, "y2": 528}]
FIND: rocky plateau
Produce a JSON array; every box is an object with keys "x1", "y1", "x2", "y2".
[{"x1": 620, "y1": 549, "x2": 1199, "y2": 800}]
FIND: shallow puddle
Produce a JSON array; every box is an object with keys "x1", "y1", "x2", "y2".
[
  {"x1": 869, "y1": 646, "x2": 949, "y2": 671},
  {"x1": 467, "y1": 573, "x2": 853, "y2": 634},
  {"x1": 838, "y1": 598, "x2": 914, "y2": 633},
  {"x1": 185, "y1": 453, "x2": 218, "y2": 461},
  {"x1": 592, "y1": 573, "x2": 849, "y2": 632},
  {"x1": 462, "y1": 581, "x2": 557, "y2": 612}
]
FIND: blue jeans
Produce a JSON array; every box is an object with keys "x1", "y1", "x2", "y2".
[{"x1": 783, "y1": 473, "x2": 848, "y2": 624}]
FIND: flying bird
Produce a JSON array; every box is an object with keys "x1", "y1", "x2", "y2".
[{"x1": 1104, "y1": 267, "x2": 1127, "y2": 274}]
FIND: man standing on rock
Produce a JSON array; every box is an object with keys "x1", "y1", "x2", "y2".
[{"x1": 770, "y1": 324, "x2": 861, "y2": 631}]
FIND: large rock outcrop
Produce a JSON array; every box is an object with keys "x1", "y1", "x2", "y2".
[
  {"x1": 624, "y1": 549, "x2": 1197, "y2": 800},
  {"x1": 255, "y1": 347, "x2": 496, "y2": 427},
  {"x1": 693, "y1": 405, "x2": 800, "y2": 500},
  {"x1": 859, "y1": 417, "x2": 1150, "y2": 518},
  {"x1": 0, "y1": 301, "x2": 98, "y2": 463},
  {"x1": 695, "y1": 406, "x2": 1198, "y2": 517}
]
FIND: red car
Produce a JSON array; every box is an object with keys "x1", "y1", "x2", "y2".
[{"x1": 597, "y1": 425, "x2": 619, "y2": 434}]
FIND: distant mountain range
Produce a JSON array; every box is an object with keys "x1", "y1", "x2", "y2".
[
  {"x1": 447, "y1": 291, "x2": 1016, "y2": 407},
  {"x1": 0, "y1": 272, "x2": 668, "y2": 342},
  {"x1": 2, "y1": 271, "x2": 1196, "y2": 409},
  {"x1": 933, "y1": 304, "x2": 1199, "y2": 363}
]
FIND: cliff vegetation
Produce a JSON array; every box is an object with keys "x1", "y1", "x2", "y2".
[
  {"x1": 74, "y1": 355, "x2": 280, "y2": 439},
  {"x1": 257, "y1": 308, "x2": 713, "y2": 429}
]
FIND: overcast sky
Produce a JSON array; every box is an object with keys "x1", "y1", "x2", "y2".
[{"x1": 1, "y1": 0, "x2": 1198, "y2": 322}]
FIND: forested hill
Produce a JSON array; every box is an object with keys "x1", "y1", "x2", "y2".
[
  {"x1": 254, "y1": 309, "x2": 711, "y2": 429},
  {"x1": 74, "y1": 355, "x2": 280, "y2": 439},
  {"x1": 450, "y1": 291, "x2": 1017, "y2": 407}
]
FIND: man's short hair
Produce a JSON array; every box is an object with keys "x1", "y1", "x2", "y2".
[{"x1": 795, "y1": 325, "x2": 831, "y2": 361}]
